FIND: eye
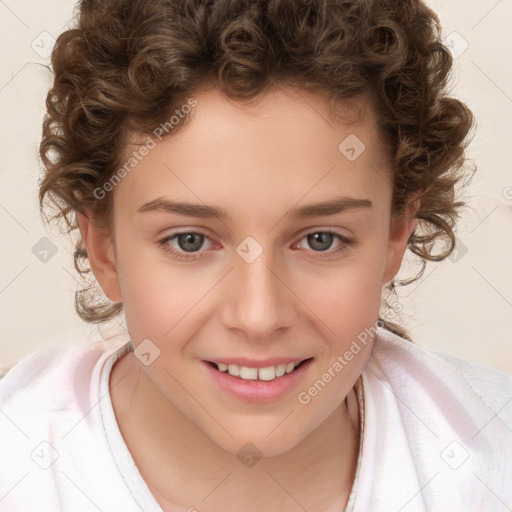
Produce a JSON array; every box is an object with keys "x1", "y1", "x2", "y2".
[
  {"x1": 157, "y1": 228, "x2": 355, "y2": 262},
  {"x1": 294, "y1": 230, "x2": 354, "y2": 260},
  {"x1": 157, "y1": 231, "x2": 215, "y2": 261}
]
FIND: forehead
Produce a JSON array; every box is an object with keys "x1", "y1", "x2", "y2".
[{"x1": 115, "y1": 86, "x2": 392, "y2": 218}]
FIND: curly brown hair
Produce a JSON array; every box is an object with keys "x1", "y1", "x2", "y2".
[{"x1": 38, "y1": 0, "x2": 475, "y2": 339}]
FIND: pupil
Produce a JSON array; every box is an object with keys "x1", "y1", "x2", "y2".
[
  {"x1": 178, "y1": 233, "x2": 203, "y2": 252},
  {"x1": 308, "y1": 232, "x2": 332, "y2": 251}
]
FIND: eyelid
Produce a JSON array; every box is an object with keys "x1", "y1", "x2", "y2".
[
  {"x1": 159, "y1": 228, "x2": 216, "y2": 249},
  {"x1": 157, "y1": 229, "x2": 217, "y2": 262},
  {"x1": 294, "y1": 224, "x2": 353, "y2": 239},
  {"x1": 158, "y1": 225, "x2": 351, "y2": 245},
  {"x1": 293, "y1": 229, "x2": 354, "y2": 258},
  {"x1": 157, "y1": 226, "x2": 214, "y2": 243},
  {"x1": 157, "y1": 226, "x2": 355, "y2": 262}
]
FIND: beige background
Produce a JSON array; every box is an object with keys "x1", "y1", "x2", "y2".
[{"x1": 0, "y1": 0, "x2": 511, "y2": 372}]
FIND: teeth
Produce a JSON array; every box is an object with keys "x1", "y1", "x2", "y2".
[
  {"x1": 227, "y1": 364, "x2": 240, "y2": 377},
  {"x1": 275, "y1": 364, "x2": 286, "y2": 377},
  {"x1": 285, "y1": 362, "x2": 295, "y2": 373},
  {"x1": 239, "y1": 366, "x2": 258, "y2": 380},
  {"x1": 214, "y1": 360, "x2": 304, "y2": 381},
  {"x1": 258, "y1": 366, "x2": 276, "y2": 381}
]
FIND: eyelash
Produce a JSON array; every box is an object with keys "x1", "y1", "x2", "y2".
[{"x1": 157, "y1": 229, "x2": 355, "y2": 262}]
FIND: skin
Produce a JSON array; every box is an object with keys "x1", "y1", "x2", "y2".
[{"x1": 78, "y1": 84, "x2": 417, "y2": 511}]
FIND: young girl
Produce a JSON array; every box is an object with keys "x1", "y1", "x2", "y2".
[{"x1": 1, "y1": 0, "x2": 510, "y2": 511}]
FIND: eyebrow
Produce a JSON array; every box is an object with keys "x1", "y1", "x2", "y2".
[{"x1": 137, "y1": 196, "x2": 373, "y2": 220}]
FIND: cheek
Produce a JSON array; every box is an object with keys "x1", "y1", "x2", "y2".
[
  {"x1": 288, "y1": 265, "x2": 381, "y2": 443},
  {"x1": 115, "y1": 241, "x2": 197, "y2": 342},
  {"x1": 116, "y1": 245, "x2": 233, "y2": 361},
  {"x1": 120, "y1": 272, "x2": 203, "y2": 345},
  {"x1": 297, "y1": 256, "x2": 385, "y2": 337}
]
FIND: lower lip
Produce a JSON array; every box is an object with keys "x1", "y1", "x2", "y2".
[{"x1": 202, "y1": 359, "x2": 314, "y2": 403}]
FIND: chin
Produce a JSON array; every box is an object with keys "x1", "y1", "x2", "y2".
[
  {"x1": 203, "y1": 420, "x2": 305, "y2": 459},
  {"x1": 220, "y1": 436, "x2": 300, "y2": 460}
]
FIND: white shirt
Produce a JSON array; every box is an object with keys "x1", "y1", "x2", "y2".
[{"x1": 0, "y1": 328, "x2": 510, "y2": 511}]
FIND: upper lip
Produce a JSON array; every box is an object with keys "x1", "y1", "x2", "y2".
[{"x1": 205, "y1": 357, "x2": 312, "y2": 368}]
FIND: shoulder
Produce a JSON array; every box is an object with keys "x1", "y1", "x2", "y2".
[
  {"x1": 371, "y1": 327, "x2": 512, "y2": 425},
  {"x1": 356, "y1": 328, "x2": 512, "y2": 510},
  {"x1": 0, "y1": 340, "x2": 136, "y2": 510},
  {"x1": 424, "y1": 344, "x2": 512, "y2": 421},
  {"x1": 0, "y1": 340, "x2": 115, "y2": 412},
  {"x1": 0, "y1": 339, "x2": 128, "y2": 448}
]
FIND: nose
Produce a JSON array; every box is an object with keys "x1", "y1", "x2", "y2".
[{"x1": 220, "y1": 245, "x2": 296, "y2": 343}]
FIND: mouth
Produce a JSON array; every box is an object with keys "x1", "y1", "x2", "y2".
[
  {"x1": 202, "y1": 357, "x2": 315, "y2": 403},
  {"x1": 206, "y1": 358, "x2": 313, "y2": 382}
]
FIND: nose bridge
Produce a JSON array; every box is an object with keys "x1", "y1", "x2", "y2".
[{"x1": 221, "y1": 241, "x2": 294, "y2": 340}]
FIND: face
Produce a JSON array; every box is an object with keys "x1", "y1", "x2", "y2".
[{"x1": 81, "y1": 85, "x2": 414, "y2": 457}]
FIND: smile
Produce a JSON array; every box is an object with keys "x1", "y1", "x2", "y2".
[
  {"x1": 209, "y1": 359, "x2": 311, "y2": 382},
  {"x1": 203, "y1": 357, "x2": 314, "y2": 402}
]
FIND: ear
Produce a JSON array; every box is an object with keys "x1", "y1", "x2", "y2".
[
  {"x1": 76, "y1": 211, "x2": 123, "y2": 303},
  {"x1": 382, "y1": 198, "x2": 420, "y2": 285}
]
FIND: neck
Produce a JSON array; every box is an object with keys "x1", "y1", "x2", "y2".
[{"x1": 109, "y1": 351, "x2": 360, "y2": 512}]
